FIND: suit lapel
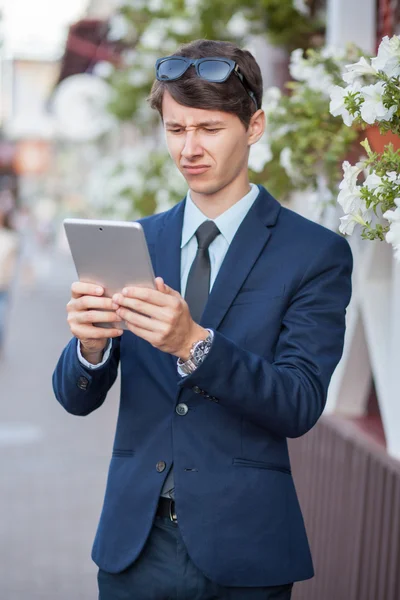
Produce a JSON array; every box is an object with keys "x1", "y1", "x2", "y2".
[
  {"x1": 200, "y1": 187, "x2": 281, "y2": 330},
  {"x1": 151, "y1": 187, "x2": 281, "y2": 376},
  {"x1": 153, "y1": 198, "x2": 186, "y2": 377},
  {"x1": 154, "y1": 199, "x2": 186, "y2": 295}
]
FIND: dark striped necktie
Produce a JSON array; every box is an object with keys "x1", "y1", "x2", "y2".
[{"x1": 184, "y1": 220, "x2": 221, "y2": 323}]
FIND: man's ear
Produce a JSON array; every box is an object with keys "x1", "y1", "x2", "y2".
[{"x1": 247, "y1": 109, "x2": 265, "y2": 146}]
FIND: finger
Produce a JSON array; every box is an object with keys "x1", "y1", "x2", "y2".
[
  {"x1": 155, "y1": 277, "x2": 180, "y2": 298},
  {"x1": 71, "y1": 281, "x2": 103, "y2": 299},
  {"x1": 117, "y1": 307, "x2": 166, "y2": 332},
  {"x1": 117, "y1": 287, "x2": 168, "y2": 307},
  {"x1": 76, "y1": 310, "x2": 122, "y2": 325},
  {"x1": 76, "y1": 296, "x2": 119, "y2": 312},
  {"x1": 71, "y1": 324, "x2": 123, "y2": 339},
  {"x1": 114, "y1": 296, "x2": 166, "y2": 319},
  {"x1": 161, "y1": 282, "x2": 181, "y2": 298},
  {"x1": 155, "y1": 277, "x2": 166, "y2": 292}
]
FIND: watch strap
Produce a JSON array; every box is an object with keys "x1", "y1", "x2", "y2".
[{"x1": 177, "y1": 329, "x2": 214, "y2": 375}]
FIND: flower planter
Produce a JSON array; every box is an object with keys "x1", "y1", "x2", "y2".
[{"x1": 365, "y1": 125, "x2": 400, "y2": 153}]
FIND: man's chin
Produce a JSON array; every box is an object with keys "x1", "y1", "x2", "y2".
[{"x1": 185, "y1": 179, "x2": 221, "y2": 197}]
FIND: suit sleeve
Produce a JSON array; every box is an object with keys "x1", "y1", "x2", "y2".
[
  {"x1": 178, "y1": 235, "x2": 353, "y2": 438},
  {"x1": 52, "y1": 336, "x2": 120, "y2": 416}
]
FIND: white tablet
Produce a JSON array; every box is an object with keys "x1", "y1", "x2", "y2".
[{"x1": 63, "y1": 218, "x2": 156, "y2": 329}]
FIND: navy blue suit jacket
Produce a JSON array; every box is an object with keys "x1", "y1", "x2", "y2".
[{"x1": 53, "y1": 185, "x2": 353, "y2": 586}]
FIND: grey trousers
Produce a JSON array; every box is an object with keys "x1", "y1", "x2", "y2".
[{"x1": 98, "y1": 517, "x2": 293, "y2": 600}]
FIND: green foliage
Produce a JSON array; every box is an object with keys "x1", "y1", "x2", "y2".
[
  {"x1": 358, "y1": 140, "x2": 400, "y2": 240},
  {"x1": 97, "y1": 0, "x2": 328, "y2": 216},
  {"x1": 263, "y1": 46, "x2": 362, "y2": 209},
  {"x1": 105, "y1": 0, "x2": 324, "y2": 126}
]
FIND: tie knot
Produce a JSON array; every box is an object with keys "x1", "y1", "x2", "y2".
[{"x1": 195, "y1": 220, "x2": 220, "y2": 250}]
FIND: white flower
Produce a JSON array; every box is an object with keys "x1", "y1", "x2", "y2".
[
  {"x1": 127, "y1": 68, "x2": 150, "y2": 87},
  {"x1": 168, "y1": 17, "x2": 192, "y2": 35},
  {"x1": 293, "y1": 0, "x2": 309, "y2": 15},
  {"x1": 289, "y1": 49, "x2": 309, "y2": 81},
  {"x1": 226, "y1": 12, "x2": 250, "y2": 37},
  {"x1": 268, "y1": 124, "x2": 298, "y2": 140},
  {"x1": 364, "y1": 172, "x2": 383, "y2": 192},
  {"x1": 248, "y1": 136, "x2": 272, "y2": 172},
  {"x1": 108, "y1": 13, "x2": 131, "y2": 41},
  {"x1": 262, "y1": 86, "x2": 285, "y2": 117},
  {"x1": 262, "y1": 86, "x2": 282, "y2": 116},
  {"x1": 341, "y1": 160, "x2": 364, "y2": 190},
  {"x1": 121, "y1": 49, "x2": 137, "y2": 66},
  {"x1": 386, "y1": 171, "x2": 400, "y2": 183},
  {"x1": 339, "y1": 214, "x2": 358, "y2": 235},
  {"x1": 337, "y1": 186, "x2": 365, "y2": 215},
  {"x1": 92, "y1": 61, "x2": 114, "y2": 79},
  {"x1": 116, "y1": 0, "x2": 147, "y2": 8},
  {"x1": 329, "y1": 85, "x2": 357, "y2": 126},
  {"x1": 289, "y1": 50, "x2": 334, "y2": 95},
  {"x1": 320, "y1": 46, "x2": 346, "y2": 61},
  {"x1": 280, "y1": 147, "x2": 301, "y2": 182},
  {"x1": 289, "y1": 48, "x2": 333, "y2": 93},
  {"x1": 342, "y1": 57, "x2": 378, "y2": 84},
  {"x1": 371, "y1": 35, "x2": 400, "y2": 78},
  {"x1": 141, "y1": 20, "x2": 169, "y2": 49},
  {"x1": 306, "y1": 64, "x2": 335, "y2": 95},
  {"x1": 156, "y1": 189, "x2": 174, "y2": 213},
  {"x1": 359, "y1": 81, "x2": 397, "y2": 124},
  {"x1": 339, "y1": 209, "x2": 372, "y2": 236},
  {"x1": 337, "y1": 162, "x2": 369, "y2": 215},
  {"x1": 383, "y1": 199, "x2": 400, "y2": 260},
  {"x1": 148, "y1": 0, "x2": 164, "y2": 11},
  {"x1": 185, "y1": 0, "x2": 201, "y2": 11}
]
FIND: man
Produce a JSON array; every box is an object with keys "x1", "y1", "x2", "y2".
[{"x1": 53, "y1": 39, "x2": 353, "y2": 599}]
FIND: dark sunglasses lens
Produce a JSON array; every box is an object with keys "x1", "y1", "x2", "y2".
[
  {"x1": 198, "y1": 60, "x2": 231, "y2": 81},
  {"x1": 157, "y1": 58, "x2": 187, "y2": 80}
]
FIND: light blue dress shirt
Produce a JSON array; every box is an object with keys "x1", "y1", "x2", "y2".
[{"x1": 78, "y1": 183, "x2": 260, "y2": 370}]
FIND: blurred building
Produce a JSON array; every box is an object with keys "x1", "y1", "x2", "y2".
[{"x1": 0, "y1": 0, "x2": 90, "y2": 206}]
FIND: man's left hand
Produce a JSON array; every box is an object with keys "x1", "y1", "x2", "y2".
[{"x1": 112, "y1": 277, "x2": 208, "y2": 361}]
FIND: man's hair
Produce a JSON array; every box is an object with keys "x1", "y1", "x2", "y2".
[{"x1": 148, "y1": 39, "x2": 263, "y2": 129}]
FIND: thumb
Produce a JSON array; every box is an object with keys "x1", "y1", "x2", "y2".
[
  {"x1": 155, "y1": 277, "x2": 166, "y2": 292},
  {"x1": 155, "y1": 276, "x2": 179, "y2": 297}
]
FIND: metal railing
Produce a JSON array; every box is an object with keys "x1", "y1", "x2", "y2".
[{"x1": 289, "y1": 414, "x2": 400, "y2": 599}]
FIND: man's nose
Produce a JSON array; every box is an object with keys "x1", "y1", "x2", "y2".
[{"x1": 181, "y1": 131, "x2": 203, "y2": 159}]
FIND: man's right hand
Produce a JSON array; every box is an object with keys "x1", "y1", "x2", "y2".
[{"x1": 67, "y1": 282, "x2": 123, "y2": 364}]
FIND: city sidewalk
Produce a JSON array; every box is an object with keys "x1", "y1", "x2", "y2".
[{"x1": 0, "y1": 248, "x2": 119, "y2": 600}]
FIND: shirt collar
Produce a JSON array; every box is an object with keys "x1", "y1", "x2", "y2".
[{"x1": 181, "y1": 184, "x2": 260, "y2": 249}]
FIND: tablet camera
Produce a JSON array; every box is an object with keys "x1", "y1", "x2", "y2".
[{"x1": 99, "y1": 227, "x2": 103, "y2": 231}]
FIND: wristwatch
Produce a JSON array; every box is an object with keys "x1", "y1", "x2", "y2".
[{"x1": 177, "y1": 329, "x2": 214, "y2": 376}]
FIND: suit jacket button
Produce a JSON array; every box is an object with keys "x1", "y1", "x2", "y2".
[
  {"x1": 77, "y1": 376, "x2": 89, "y2": 390},
  {"x1": 176, "y1": 403, "x2": 188, "y2": 416},
  {"x1": 193, "y1": 386, "x2": 201, "y2": 394},
  {"x1": 156, "y1": 461, "x2": 166, "y2": 473}
]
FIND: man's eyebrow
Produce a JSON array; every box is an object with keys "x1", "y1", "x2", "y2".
[{"x1": 164, "y1": 120, "x2": 226, "y2": 128}]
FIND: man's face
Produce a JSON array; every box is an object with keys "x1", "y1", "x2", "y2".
[{"x1": 162, "y1": 90, "x2": 256, "y2": 197}]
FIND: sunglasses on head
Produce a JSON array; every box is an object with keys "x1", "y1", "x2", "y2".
[{"x1": 155, "y1": 55, "x2": 259, "y2": 110}]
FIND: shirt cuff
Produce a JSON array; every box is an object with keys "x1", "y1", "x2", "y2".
[
  {"x1": 177, "y1": 329, "x2": 214, "y2": 377},
  {"x1": 77, "y1": 339, "x2": 112, "y2": 370}
]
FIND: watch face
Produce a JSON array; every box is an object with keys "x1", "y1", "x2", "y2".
[{"x1": 192, "y1": 338, "x2": 211, "y2": 364}]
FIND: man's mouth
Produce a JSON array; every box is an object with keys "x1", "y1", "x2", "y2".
[{"x1": 181, "y1": 165, "x2": 210, "y2": 175}]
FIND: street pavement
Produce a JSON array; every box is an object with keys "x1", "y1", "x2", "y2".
[{"x1": 0, "y1": 248, "x2": 120, "y2": 600}]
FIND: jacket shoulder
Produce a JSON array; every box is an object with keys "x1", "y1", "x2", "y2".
[
  {"x1": 278, "y1": 204, "x2": 350, "y2": 253},
  {"x1": 137, "y1": 200, "x2": 185, "y2": 244}
]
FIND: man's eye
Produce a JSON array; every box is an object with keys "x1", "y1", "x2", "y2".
[
  {"x1": 169, "y1": 129, "x2": 183, "y2": 134},
  {"x1": 205, "y1": 128, "x2": 220, "y2": 133}
]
